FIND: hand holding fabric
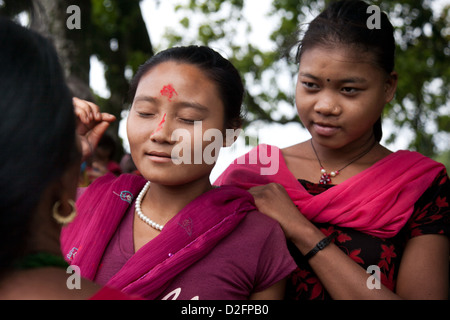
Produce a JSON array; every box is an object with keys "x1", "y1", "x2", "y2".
[{"x1": 249, "y1": 183, "x2": 305, "y2": 241}]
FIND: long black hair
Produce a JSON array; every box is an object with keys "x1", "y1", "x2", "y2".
[
  {"x1": 0, "y1": 17, "x2": 79, "y2": 277},
  {"x1": 296, "y1": 0, "x2": 396, "y2": 142}
]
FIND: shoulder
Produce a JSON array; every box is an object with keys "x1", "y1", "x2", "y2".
[
  {"x1": 214, "y1": 144, "x2": 282, "y2": 186},
  {"x1": 244, "y1": 210, "x2": 281, "y2": 228},
  {"x1": 281, "y1": 141, "x2": 309, "y2": 157},
  {"x1": 393, "y1": 150, "x2": 445, "y2": 168},
  {"x1": 234, "y1": 143, "x2": 281, "y2": 162},
  {"x1": 78, "y1": 173, "x2": 146, "y2": 202},
  {"x1": 232, "y1": 210, "x2": 286, "y2": 244},
  {"x1": 390, "y1": 150, "x2": 447, "y2": 187},
  {"x1": 208, "y1": 210, "x2": 293, "y2": 270},
  {"x1": 406, "y1": 168, "x2": 450, "y2": 238},
  {"x1": 189, "y1": 211, "x2": 285, "y2": 267},
  {"x1": 87, "y1": 173, "x2": 146, "y2": 190},
  {"x1": 280, "y1": 141, "x2": 310, "y2": 165}
]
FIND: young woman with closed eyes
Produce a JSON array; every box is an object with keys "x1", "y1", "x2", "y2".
[{"x1": 61, "y1": 46, "x2": 296, "y2": 300}]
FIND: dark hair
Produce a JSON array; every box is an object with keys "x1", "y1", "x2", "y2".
[
  {"x1": 0, "y1": 18, "x2": 79, "y2": 276},
  {"x1": 296, "y1": 0, "x2": 395, "y2": 141},
  {"x1": 129, "y1": 45, "x2": 244, "y2": 129},
  {"x1": 96, "y1": 133, "x2": 117, "y2": 160}
]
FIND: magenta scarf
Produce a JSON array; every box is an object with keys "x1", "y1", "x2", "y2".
[
  {"x1": 60, "y1": 173, "x2": 256, "y2": 299},
  {"x1": 214, "y1": 144, "x2": 445, "y2": 238}
]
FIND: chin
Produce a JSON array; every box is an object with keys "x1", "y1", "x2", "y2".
[{"x1": 142, "y1": 169, "x2": 211, "y2": 187}]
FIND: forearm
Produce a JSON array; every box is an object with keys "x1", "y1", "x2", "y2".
[
  {"x1": 249, "y1": 183, "x2": 448, "y2": 300},
  {"x1": 289, "y1": 219, "x2": 401, "y2": 300},
  {"x1": 249, "y1": 186, "x2": 400, "y2": 299}
]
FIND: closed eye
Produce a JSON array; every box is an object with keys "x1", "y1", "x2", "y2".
[
  {"x1": 137, "y1": 112, "x2": 155, "y2": 118},
  {"x1": 179, "y1": 118, "x2": 201, "y2": 124}
]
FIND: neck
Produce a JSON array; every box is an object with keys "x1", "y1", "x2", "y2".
[
  {"x1": 311, "y1": 132, "x2": 378, "y2": 170},
  {"x1": 26, "y1": 207, "x2": 63, "y2": 257},
  {"x1": 140, "y1": 177, "x2": 213, "y2": 225}
]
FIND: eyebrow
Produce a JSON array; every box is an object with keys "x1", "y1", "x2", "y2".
[
  {"x1": 299, "y1": 73, "x2": 367, "y2": 84},
  {"x1": 176, "y1": 101, "x2": 210, "y2": 113},
  {"x1": 133, "y1": 95, "x2": 209, "y2": 113},
  {"x1": 133, "y1": 95, "x2": 158, "y2": 104},
  {"x1": 299, "y1": 73, "x2": 320, "y2": 81}
]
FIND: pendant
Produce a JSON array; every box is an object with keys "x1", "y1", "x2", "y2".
[{"x1": 319, "y1": 168, "x2": 339, "y2": 185}]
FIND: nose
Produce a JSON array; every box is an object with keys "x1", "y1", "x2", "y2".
[
  {"x1": 150, "y1": 113, "x2": 175, "y2": 144},
  {"x1": 152, "y1": 113, "x2": 166, "y2": 135},
  {"x1": 314, "y1": 94, "x2": 341, "y2": 117}
]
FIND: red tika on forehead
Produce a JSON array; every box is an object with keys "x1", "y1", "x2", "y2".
[{"x1": 160, "y1": 84, "x2": 178, "y2": 101}]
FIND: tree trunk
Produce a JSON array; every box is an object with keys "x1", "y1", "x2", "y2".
[{"x1": 30, "y1": 0, "x2": 94, "y2": 100}]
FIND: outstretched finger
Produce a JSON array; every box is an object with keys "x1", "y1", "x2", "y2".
[
  {"x1": 73, "y1": 97, "x2": 102, "y2": 123},
  {"x1": 100, "y1": 112, "x2": 117, "y2": 123}
]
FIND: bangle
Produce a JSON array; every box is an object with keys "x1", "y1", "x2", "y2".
[{"x1": 304, "y1": 231, "x2": 338, "y2": 260}]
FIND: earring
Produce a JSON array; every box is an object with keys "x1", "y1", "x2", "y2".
[{"x1": 52, "y1": 199, "x2": 77, "y2": 225}]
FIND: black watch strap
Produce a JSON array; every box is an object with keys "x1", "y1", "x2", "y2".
[{"x1": 304, "y1": 231, "x2": 338, "y2": 260}]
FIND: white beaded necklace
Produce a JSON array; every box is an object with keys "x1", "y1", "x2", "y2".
[{"x1": 135, "y1": 181, "x2": 164, "y2": 231}]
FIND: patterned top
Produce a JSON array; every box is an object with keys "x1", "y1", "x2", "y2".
[{"x1": 286, "y1": 169, "x2": 450, "y2": 300}]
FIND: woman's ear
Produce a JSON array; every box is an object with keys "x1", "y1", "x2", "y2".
[
  {"x1": 34, "y1": 162, "x2": 78, "y2": 228},
  {"x1": 59, "y1": 160, "x2": 82, "y2": 203},
  {"x1": 48, "y1": 161, "x2": 80, "y2": 224},
  {"x1": 384, "y1": 71, "x2": 398, "y2": 103}
]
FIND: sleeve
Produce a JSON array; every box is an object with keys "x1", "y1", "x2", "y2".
[
  {"x1": 253, "y1": 220, "x2": 297, "y2": 293},
  {"x1": 406, "y1": 169, "x2": 450, "y2": 238}
]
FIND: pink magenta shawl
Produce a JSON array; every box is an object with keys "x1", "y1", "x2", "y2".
[
  {"x1": 214, "y1": 144, "x2": 445, "y2": 238},
  {"x1": 60, "y1": 173, "x2": 256, "y2": 299}
]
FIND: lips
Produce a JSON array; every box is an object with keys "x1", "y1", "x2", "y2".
[
  {"x1": 313, "y1": 122, "x2": 340, "y2": 136},
  {"x1": 147, "y1": 151, "x2": 172, "y2": 158},
  {"x1": 146, "y1": 151, "x2": 174, "y2": 163}
]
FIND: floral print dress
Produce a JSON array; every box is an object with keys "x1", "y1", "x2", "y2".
[{"x1": 286, "y1": 169, "x2": 450, "y2": 300}]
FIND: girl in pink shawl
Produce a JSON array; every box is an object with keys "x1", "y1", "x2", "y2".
[
  {"x1": 215, "y1": 1, "x2": 449, "y2": 299},
  {"x1": 61, "y1": 46, "x2": 296, "y2": 300}
]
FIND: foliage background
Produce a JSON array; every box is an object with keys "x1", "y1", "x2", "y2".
[{"x1": 1, "y1": 0, "x2": 449, "y2": 169}]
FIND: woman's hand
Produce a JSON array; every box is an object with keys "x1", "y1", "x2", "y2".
[
  {"x1": 249, "y1": 183, "x2": 305, "y2": 240},
  {"x1": 73, "y1": 97, "x2": 116, "y2": 161}
]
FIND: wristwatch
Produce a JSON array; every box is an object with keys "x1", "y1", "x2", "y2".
[{"x1": 304, "y1": 231, "x2": 338, "y2": 260}]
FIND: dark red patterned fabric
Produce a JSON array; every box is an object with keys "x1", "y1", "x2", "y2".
[{"x1": 286, "y1": 169, "x2": 450, "y2": 300}]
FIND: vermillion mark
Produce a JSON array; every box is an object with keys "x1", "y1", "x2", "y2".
[
  {"x1": 160, "y1": 84, "x2": 178, "y2": 101},
  {"x1": 152, "y1": 113, "x2": 166, "y2": 136}
]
